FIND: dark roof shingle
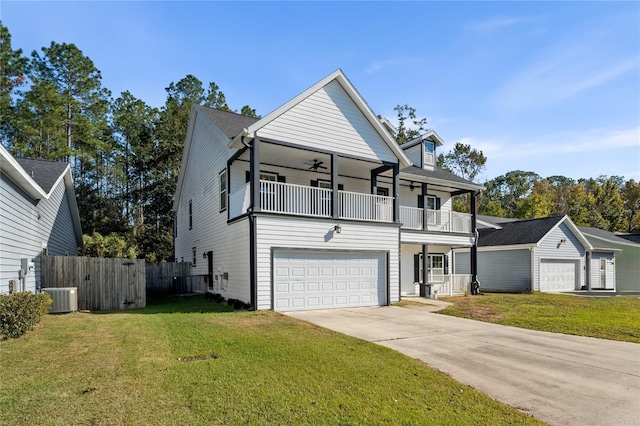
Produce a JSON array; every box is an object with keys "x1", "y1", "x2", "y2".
[
  {"x1": 578, "y1": 226, "x2": 640, "y2": 246},
  {"x1": 477, "y1": 216, "x2": 565, "y2": 247},
  {"x1": 14, "y1": 157, "x2": 69, "y2": 193},
  {"x1": 400, "y1": 166, "x2": 484, "y2": 189},
  {"x1": 196, "y1": 105, "x2": 260, "y2": 139}
]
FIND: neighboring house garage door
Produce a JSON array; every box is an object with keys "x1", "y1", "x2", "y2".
[
  {"x1": 540, "y1": 259, "x2": 578, "y2": 292},
  {"x1": 273, "y1": 250, "x2": 386, "y2": 312}
]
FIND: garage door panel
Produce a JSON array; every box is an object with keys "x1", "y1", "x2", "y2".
[
  {"x1": 540, "y1": 259, "x2": 578, "y2": 292},
  {"x1": 274, "y1": 250, "x2": 386, "y2": 312}
]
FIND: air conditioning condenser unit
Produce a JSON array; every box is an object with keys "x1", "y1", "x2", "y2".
[{"x1": 41, "y1": 287, "x2": 78, "y2": 313}]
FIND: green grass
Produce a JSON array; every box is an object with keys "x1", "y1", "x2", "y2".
[
  {"x1": 0, "y1": 295, "x2": 541, "y2": 425},
  {"x1": 439, "y1": 293, "x2": 640, "y2": 343}
]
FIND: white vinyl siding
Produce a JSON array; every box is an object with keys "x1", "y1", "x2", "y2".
[
  {"x1": 533, "y1": 223, "x2": 585, "y2": 292},
  {"x1": 455, "y1": 248, "x2": 532, "y2": 293},
  {"x1": 0, "y1": 173, "x2": 79, "y2": 294},
  {"x1": 174, "y1": 114, "x2": 251, "y2": 303},
  {"x1": 403, "y1": 143, "x2": 422, "y2": 167},
  {"x1": 255, "y1": 216, "x2": 399, "y2": 310},
  {"x1": 401, "y1": 231, "x2": 474, "y2": 247},
  {"x1": 610, "y1": 247, "x2": 639, "y2": 293},
  {"x1": 259, "y1": 81, "x2": 396, "y2": 163}
]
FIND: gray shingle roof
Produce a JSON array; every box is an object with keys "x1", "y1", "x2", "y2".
[
  {"x1": 579, "y1": 226, "x2": 640, "y2": 247},
  {"x1": 14, "y1": 157, "x2": 69, "y2": 193},
  {"x1": 196, "y1": 105, "x2": 259, "y2": 139},
  {"x1": 477, "y1": 215, "x2": 565, "y2": 247},
  {"x1": 476, "y1": 215, "x2": 520, "y2": 226},
  {"x1": 400, "y1": 166, "x2": 484, "y2": 189}
]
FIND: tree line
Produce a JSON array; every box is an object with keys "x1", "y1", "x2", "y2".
[
  {"x1": 2, "y1": 24, "x2": 638, "y2": 262},
  {"x1": 1, "y1": 23, "x2": 258, "y2": 261}
]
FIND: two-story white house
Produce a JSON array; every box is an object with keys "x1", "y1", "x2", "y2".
[{"x1": 173, "y1": 70, "x2": 484, "y2": 311}]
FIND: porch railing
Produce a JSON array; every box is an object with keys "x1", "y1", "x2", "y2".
[
  {"x1": 255, "y1": 181, "x2": 393, "y2": 222},
  {"x1": 338, "y1": 190, "x2": 393, "y2": 222},
  {"x1": 429, "y1": 274, "x2": 471, "y2": 296},
  {"x1": 399, "y1": 206, "x2": 472, "y2": 233},
  {"x1": 231, "y1": 181, "x2": 471, "y2": 231},
  {"x1": 260, "y1": 181, "x2": 332, "y2": 217},
  {"x1": 399, "y1": 206, "x2": 423, "y2": 230}
]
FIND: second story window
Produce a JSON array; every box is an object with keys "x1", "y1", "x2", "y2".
[
  {"x1": 424, "y1": 141, "x2": 435, "y2": 166},
  {"x1": 219, "y1": 170, "x2": 227, "y2": 212},
  {"x1": 189, "y1": 200, "x2": 193, "y2": 229}
]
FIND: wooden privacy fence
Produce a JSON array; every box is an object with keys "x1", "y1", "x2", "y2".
[
  {"x1": 41, "y1": 256, "x2": 146, "y2": 311},
  {"x1": 146, "y1": 262, "x2": 207, "y2": 295}
]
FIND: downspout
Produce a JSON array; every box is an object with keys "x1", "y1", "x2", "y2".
[{"x1": 470, "y1": 190, "x2": 480, "y2": 295}]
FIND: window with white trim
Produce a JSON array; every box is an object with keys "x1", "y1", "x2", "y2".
[
  {"x1": 192, "y1": 247, "x2": 197, "y2": 266},
  {"x1": 219, "y1": 169, "x2": 227, "y2": 212},
  {"x1": 424, "y1": 141, "x2": 435, "y2": 166}
]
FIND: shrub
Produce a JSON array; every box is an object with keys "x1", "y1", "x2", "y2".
[{"x1": 0, "y1": 292, "x2": 53, "y2": 339}]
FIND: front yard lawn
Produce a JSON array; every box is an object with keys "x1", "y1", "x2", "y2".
[
  {"x1": 439, "y1": 293, "x2": 640, "y2": 343},
  {"x1": 0, "y1": 296, "x2": 541, "y2": 425}
]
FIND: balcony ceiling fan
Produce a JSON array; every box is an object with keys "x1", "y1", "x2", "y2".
[{"x1": 304, "y1": 159, "x2": 327, "y2": 171}]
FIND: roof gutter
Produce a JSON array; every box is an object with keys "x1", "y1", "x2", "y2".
[
  {"x1": 400, "y1": 171, "x2": 486, "y2": 191},
  {"x1": 229, "y1": 128, "x2": 251, "y2": 149}
]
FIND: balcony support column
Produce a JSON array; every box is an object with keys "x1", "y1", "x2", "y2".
[
  {"x1": 331, "y1": 153, "x2": 339, "y2": 219},
  {"x1": 421, "y1": 183, "x2": 428, "y2": 231},
  {"x1": 250, "y1": 135, "x2": 261, "y2": 212},
  {"x1": 393, "y1": 164, "x2": 399, "y2": 223},
  {"x1": 471, "y1": 190, "x2": 479, "y2": 294},
  {"x1": 421, "y1": 244, "x2": 430, "y2": 297}
]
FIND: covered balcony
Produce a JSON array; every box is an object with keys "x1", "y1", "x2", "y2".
[
  {"x1": 399, "y1": 206, "x2": 472, "y2": 233},
  {"x1": 227, "y1": 136, "x2": 400, "y2": 223},
  {"x1": 230, "y1": 180, "x2": 394, "y2": 222}
]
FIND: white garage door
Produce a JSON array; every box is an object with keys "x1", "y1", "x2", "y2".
[
  {"x1": 540, "y1": 259, "x2": 578, "y2": 292},
  {"x1": 273, "y1": 250, "x2": 386, "y2": 312}
]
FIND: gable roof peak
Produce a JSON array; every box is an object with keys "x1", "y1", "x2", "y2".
[{"x1": 227, "y1": 69, "x2": 411, "y2": 168}]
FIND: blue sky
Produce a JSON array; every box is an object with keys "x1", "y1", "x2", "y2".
[{"x1": 3, "y1": 1, "x2": 639, "y2": 182}]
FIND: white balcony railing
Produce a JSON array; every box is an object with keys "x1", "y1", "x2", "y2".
[
  {"x1": 399, "y1": 206, "x2": 423, "y2": 230},
  {"x1": 339, "y1": 190, "x2": 393, "y2": 222},
  {"x1": 250, "y1": 181, "x2": 393, "y2": 222},
  {"x1": 399, "y1": 206, "x2": 472, "y2": 234},
  {"x1": 429, "y1": 274, "x2": 471, "y2": 296},
  {"x1": 230, "y1": 181, "x2": 472, "y2": 232},
  {"x1": 260, "y1": 181, "x2": 332, "y2": 217}
]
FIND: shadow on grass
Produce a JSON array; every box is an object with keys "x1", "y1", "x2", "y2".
[{"x1": 89, "y1": 294, "x2": 237, "y2": 315}]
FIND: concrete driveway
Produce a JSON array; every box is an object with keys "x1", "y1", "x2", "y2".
[{"x1": 287, "y1": 305, "x2": 640, "y2": 426}]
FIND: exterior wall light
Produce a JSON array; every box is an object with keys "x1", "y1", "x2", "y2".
[
  {"x1": 560, "y1": 238, "x2": 566, "y2": 244},
  {"x1": 203, "y1": 252, "x2": 207, "y2": 259},
  {"x1": 334, "y1": 224, "x2": 342, "y2": 234}
]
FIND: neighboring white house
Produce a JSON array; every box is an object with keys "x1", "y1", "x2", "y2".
[
  {"x1": 579, "y1": 226, "x2": 640, "y2": 294},
  {"x1": 0, "y1": 145, "x2": 83, "y2": 294},
  {"x1": 173, "y1": 69, "x2": 484, "y2": 311},
  {"x1": 454, "y1": 215, "x2": 618, "y2": 293}
]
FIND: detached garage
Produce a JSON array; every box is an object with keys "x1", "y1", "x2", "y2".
[
  {"x1": 273, "y1": 250, "x2": 387, "y2": 312},
  {"x1": 454, "y1": 215, "x2": 610, "y2": 293}
]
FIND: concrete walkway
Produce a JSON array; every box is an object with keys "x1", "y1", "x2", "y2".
[{"x1": 287, "y1": 305, "x2": 640, "y2": 426}]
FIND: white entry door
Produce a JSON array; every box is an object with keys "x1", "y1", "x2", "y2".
[
  {"x1": 273, "y1": 250, "x2": 386, "y2": 312},
  {"x1": 540, "y1": 259, "x2": 578, "y2": 292}
]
